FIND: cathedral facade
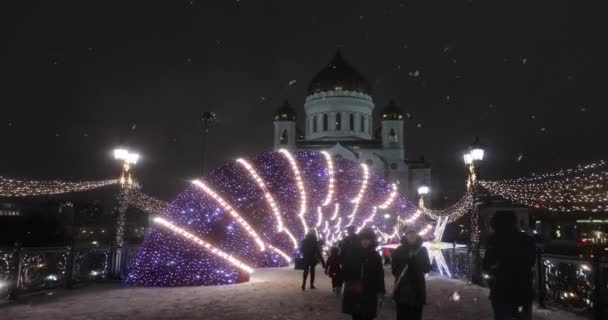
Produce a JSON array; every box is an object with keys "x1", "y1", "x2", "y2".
[{"x1": 273, "y1": 51, "x2": 430, "y2": 199}]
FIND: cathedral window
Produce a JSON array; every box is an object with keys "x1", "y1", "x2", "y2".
[
  {"x1": 323, "y1": 114, "x2": 328, "y2": 131},
  {"x1": 349, "y1": 113, "x2": 354, "y2": 130},
  {"x1": 389, "y1": 128, "x2": 398, "y2": 142},
  {"x1": 336, "y1": 113, "x2": 342, "y2": 130},
  {"x1": 360, "y1": 115, "x2": 365, "y2": 132},
  {"x1": 313, "y1": 115, "x2": 318, "y2": 133},
  {"x1": 280, "y1": 129, "x2": 288, "y2": 144}
]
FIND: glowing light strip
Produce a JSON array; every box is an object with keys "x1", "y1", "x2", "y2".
[
  {"x1": 236, "y1": 159, "x2": 299, "y2": 249},
  {"x1": 320, "y1": 151, "x2": 335, "y2": 206},
  {"x1": 357, "y1": 206, "x2": 377, "y2": 233},
  {"x1": 236, "y1": 159, "x2": 285, "y2": 232},
  {"x1": 378, "y1": 183, "x2": 398, "y2": 209},
  {"x1": 323, "y1": 220, "x2": 329, "y2": 234},
  {"x1": 267, "y1": 244, "x2": 292, "y2": 263},
  {"x1": 153, "y1": 217, "x2": 254, "y2": 273},
  {"x1": 334, "y1": 217, "x2": 342, "y2": 232},
  {"x1": 316, "y1": 206, "x2": 323, "y2": 227},
  {"x1": 404, "y1": 210, "x2": 422, "y2": 224},
  {"x1": 347, "y1": 163, "x2": 369, "y2": 226},
  {"x1": 417, "y1": 224, "x2": 433, "y2": 236},
  {"x1": 278, "y1": 149, "x2": 309, "y2": 234},
  {"x1": 192, "y1": 180, "x2": 266, "y2": 251},
  {"x1": 330, "y1": 203, "x2": 340, "y2": 221}
]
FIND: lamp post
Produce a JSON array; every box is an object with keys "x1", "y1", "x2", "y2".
[
  {"x1": 113, "y1": 148, "x2": 140, "y2": 248},
  {"x1": 417, "y1": 185, "x2": 430, "y2": 209},
  {"x1": 464, "y1": 136, "x2": 484, "y2": 284},
  {"x1": 200, "y1": 112, "x2": 217, "y2": 176}
]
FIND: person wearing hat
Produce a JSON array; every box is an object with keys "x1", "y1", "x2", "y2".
[
  {"x1": 341, "y1": 227, "x2": 386, "y2": 320},
  {"x1": 391, "y1": 230, "x2": 431, "y2": 320}
]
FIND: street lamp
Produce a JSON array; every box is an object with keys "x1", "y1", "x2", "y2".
[
  {"x1": 417, "y1": 185, "x2": 430, "y2": 211},
  {"x1": 113, "y1": 148, "x2": 139, "y2": 187},
  {"x1": 201, "y1": 112, "x2": 217, "y2": 176},
  {"x1": 417, "y1": 185, "x2": 430, "y2": 195},
  {"x1": 464, "y1": 136, "x2": 485, "y2": 284}
]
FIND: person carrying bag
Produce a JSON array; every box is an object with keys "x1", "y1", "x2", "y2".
[{"x1": 391, "y1": 230, "x2": 431, "y2": 320}]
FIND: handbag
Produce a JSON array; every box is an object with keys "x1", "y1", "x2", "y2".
[
  {"x1": 392, "y1": 248, "x2": 421, "y2": 297},
  {"x1": 345, "y1": 259, "x2": 366, "y2": 295}
]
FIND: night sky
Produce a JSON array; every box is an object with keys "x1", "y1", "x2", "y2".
[{"x1": 1, "y1": 1, "x2": 605, "y2": 202}]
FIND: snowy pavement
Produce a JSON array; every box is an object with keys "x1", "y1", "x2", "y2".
[{"x1": 1, "y1": 267, "x2": 584, "y2": 320}]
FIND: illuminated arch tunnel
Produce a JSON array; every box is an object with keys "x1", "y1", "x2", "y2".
[{"x1": 126, "y1": 150, "x2": 425, "y2": 286}]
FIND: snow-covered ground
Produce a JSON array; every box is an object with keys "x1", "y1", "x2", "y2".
[{"x1": 1, "y1": 267, "x2": 583, "y2": 320}]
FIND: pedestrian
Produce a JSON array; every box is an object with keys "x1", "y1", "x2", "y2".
[
  {"x1": 342, "y1": 228, "x2": 386, "y2": 320},
  {"x1": 391, "y1": 230, "x2": 431, "y2": 320},
  {"x1": 300, "y1": 231, "x2": 325, "y2": 290},
  {"x1": 483, "y1": 211, "x2": 536, "y2": 320},
  {"x1": 339, "y1": 225, "x2": 359, "y2": 254},
  {"x1": 325, "y1": 246, "x2": 344, "y2": 295}
]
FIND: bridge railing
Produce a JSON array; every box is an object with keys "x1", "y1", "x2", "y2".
[
  {"x1": 0, "y1": 244, "x2": 141, "y2": 300},
  {"x1": 444, "y1": 246, "x2": 607, "y2": 320}
]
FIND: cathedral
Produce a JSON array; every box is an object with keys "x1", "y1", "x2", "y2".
[{"x1": 273, "y1": 50, "x2": 430, "y2": 199}]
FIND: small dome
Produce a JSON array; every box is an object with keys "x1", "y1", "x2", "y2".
[
  {"x1": 382, "y1": 100, "x2": 404, "y2": 120},
  {"x1": 273, "y1": 100, "x2": 296, "y2": 121},
  {"x1": 307, "y1": 50, "x2": 371, "y2": 95}
]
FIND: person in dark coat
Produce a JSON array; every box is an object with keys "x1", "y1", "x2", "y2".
[
  {"x1": 342, "y1": 228, "x2": 386, "y2": 320},
  {"x1": 300, "y1": 231, "x2": 325, "y2": 290},
  {"x1": 483, "y1": 211, "x2": 536, "y2": 320},
  {"x1": 325, "y1": 246, "x2": 344, "y2": 295},
  {"x1": 339, "y1": 226, "x2": 359, "y2": 259},
  {"x1": 391, "y1": 230, "x2": 431, "y2": 320}
]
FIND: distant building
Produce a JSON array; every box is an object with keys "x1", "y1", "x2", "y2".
[{"x1": 273, "y1": 50, "x2": 430, "y2": 198}]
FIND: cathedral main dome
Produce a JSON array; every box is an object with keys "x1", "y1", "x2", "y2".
[{"x1": 307, "y1": 50, "x2": 371, "y2": 95}]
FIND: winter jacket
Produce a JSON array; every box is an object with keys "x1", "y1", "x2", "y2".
[
  {"x1": 482, "y1": 231, "x2": 536, "y2": 304},
  {"x1": 342, "y1": 246, "x2": 386, "y2": 317},
  {"x1": 391, "y1": 238, "x2": 431, "y2": 306},
  {"x1": 300, "y1": 238, "x2": 323, "y2": 266},
  {"x1": 326, "y1": 254, "x2": 343, "y2": 278}
]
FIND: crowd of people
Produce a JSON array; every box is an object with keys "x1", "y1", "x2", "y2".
[{"x1": 297, "y1": 211, "x2": 536, "y2": 320}]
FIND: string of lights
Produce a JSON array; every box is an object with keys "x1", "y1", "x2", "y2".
[
  {"x1": 420, "y1": 190, "x2": 475, "y2": 222},
  {"x1": 192, "y1": 179, "x2": 267, "y2": 251},
  {"x1": 480, "y1": 161, "x2": 608, "y2": 212},
  {"x1": 152, "y1": 217, "x2": 255, "y2": 274},
  {"x1": 347, "y1": 163, "x2": 369, "y2": 227},
  {"x1": 320, "y1": 151, "x2": 335, "y2": 206},
  {"x1": 0, "y1": 177, "x2": 118, "y2": 197},
  {"x1": 278, "y1": 149, "x2": 309, "y2": 234}
]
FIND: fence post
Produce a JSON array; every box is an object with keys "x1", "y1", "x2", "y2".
[
  {"x1": 452, "y1": 242, "x2": 456, "y2": 278},
  {"x1": 8, "y1": 242, "x2": 22, "y2": 300},
  {"x1": 535, "y1": 247, "x2": 545, "y2": 308},
  {"x1": 65, "y1": 245, "x2": 76, "y2": 289},
  {"x1": 592, "y1": 249, "x2": 603, "y2": 320}
]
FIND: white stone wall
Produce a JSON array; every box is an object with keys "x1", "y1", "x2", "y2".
[
  {"x1": 273, "y1": 121, "x2": 296, "y2": 150},
  {"x1": 304, "y1": 90, "x2": 374, "y2": 141}
]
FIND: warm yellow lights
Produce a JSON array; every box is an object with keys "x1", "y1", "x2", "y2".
[
  {"x1": 378, "y1": 183, "x2": 398, "y2": 209},
  {"x1": 192, "y1": 179, "x2": 266, "y2": 251},
  {"x1": 278, "y1": 149, "x2": 309, "y2": 235},
  {"x1": 320, "y1": 151, "x2": 335, "y2": 206},
  {"x1": 153, "y1": 216, "x2": 255, "y2": 273}
]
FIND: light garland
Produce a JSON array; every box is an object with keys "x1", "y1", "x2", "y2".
[
  {"x1": 278, "y1": 149, "x2": 308, "y2": 234},
  {"x1": 357, "y1": 206, "x2": 377, "y2": 233},
  {"x1": 192, "y1": 180, "x2": 266, "y2": 251},
  {"x1": 0, "y1": 177, "x2": 118, "y2": 197},
  {"x1": 153, "y1": 217, "x2": 255, "y2": 273},
  {"x1": 480, "y1": 160, "x2": 608, "y2": 212},
  {"x1": 417, "y1": 223, "x2": 434, "y2": 237},
  {"x1": 420, "y1": 190, "x2": 475, "y2": 223},
  {"x1": 330, "y1": 203, "x2": 340, "y2": 220},
  {"x1": 347, "y1": 163, "x2": 369, "y2": 226},
  {"x1": 316, "y1": 206, "x2": 323, "y2": 228},
  {"x1": 378, "y1": 183, "x2": 398, "y2": 209},
  {"x1": 236, "y1": 159, "x2": 285, "y2": 232},
  {"x1": 320, "y1": 151, "x2": 335, "y2": 206}
]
